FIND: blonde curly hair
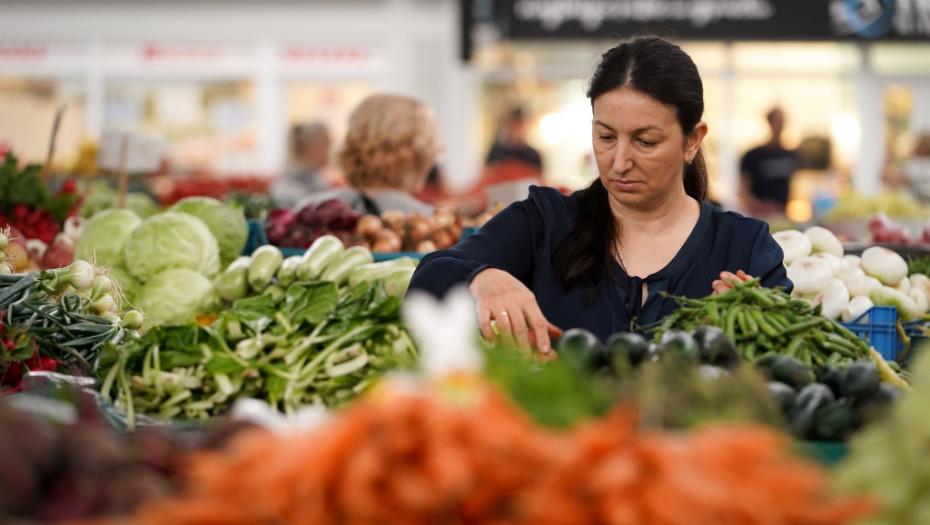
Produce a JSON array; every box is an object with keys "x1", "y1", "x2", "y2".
[{"x1": 337, "y1": 93, "x2": 441, "y2": 192}]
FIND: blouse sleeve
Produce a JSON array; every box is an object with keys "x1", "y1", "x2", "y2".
[
  {"x1": 747, "y1": 222, "x2": 793, "y2": 293},
  {"x1": 406, "y1": 199, "x2": 542, "y2": 299}
]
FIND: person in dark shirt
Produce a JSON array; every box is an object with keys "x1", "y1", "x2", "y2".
[
  {"x1": 406, "y1": 36, "x2": 791, "y2": 358},
  {"x1": 485, "y1": 106, "x2": 543, "y2": 172},
  {"x1": 739, "y1": 107, "x2": 800, "y2": 216}
]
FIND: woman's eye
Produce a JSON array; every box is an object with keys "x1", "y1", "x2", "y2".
[
  {"x1": 598, "y1": 135, "x2": 615, "y2": 142},
  {"x1": 637, "y1": 139, "x2": 656, "y2": 147}
]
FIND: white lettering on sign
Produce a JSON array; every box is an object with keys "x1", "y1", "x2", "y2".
[{"x1": 513, "y1": 0, "x2": 775, "y2": 31}]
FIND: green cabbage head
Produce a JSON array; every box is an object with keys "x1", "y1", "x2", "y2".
[
  {"x1": 136, "y1": 268, "x2": 218, "y2": 326},
  {"x1": 169, "y1": 196, "x2": 248, "y2": 268},
  {"x1": 124, "y1": 211, "x2": 220, "y2": 282},
  {"x1": 75, "y1": 208, "x2": 143, "y2": 268}
]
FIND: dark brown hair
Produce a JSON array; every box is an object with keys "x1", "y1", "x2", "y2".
[{"x1": 552, "y1": 36, "x2": 708, "y2": 296}]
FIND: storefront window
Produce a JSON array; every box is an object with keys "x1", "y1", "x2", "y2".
[
  {"x1": 104, "y1": 79, "x2": 255, "y2": 175},
  {"x1": 0, "y1": 78, "x2": 87, "y2": 170}
]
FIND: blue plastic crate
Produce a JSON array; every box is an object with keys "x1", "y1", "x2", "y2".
[{"x1": 837, "y1": 306, "x2": 901, "y2": 361}]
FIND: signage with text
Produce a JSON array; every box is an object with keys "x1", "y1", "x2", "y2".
[{"x1": 503, "y1": 0, "x2": 930, "y2": 40}]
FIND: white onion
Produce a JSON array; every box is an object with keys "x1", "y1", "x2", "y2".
[
  {"x1": 909, "y1": 273, "x2": 930, "y2": 300},
  {"x1": 846, "y1": 275, "x2": 883, "y2": 298},
  {"x1": 843, "y1": 254, "x2": 861, "y2": 269},
  {"x1": 804, "y1": 226, "x2": 844, "y2": 257},
  {"x1": 893, "y1": 275, "x2": 911, "y2": 293},
  {"x1": 910, "y1": 288, "x2": 929, "y2": 316},
  {"x1": 813, "y1": 278, "x2": 850, "y2": 321},
  {"x1": 841, "y1": 295, "x2": 874, "y2": 323},
  {"x1": 860, "y1": 246, "x2": 908, "y2": 285},
  {"x1": 870, "y1": 285, "x2": 918, "y2": 321},
  {"x1": 838, "y1": 265, "x2": 866, "y2": 286},
  {"x1": 773, "y1": 229, "x2": 812, "y2": 266},
  {"x1": 811, "y1": 252, "x2": 844, "y2": 277},
  {"x1": 787, "y1": 256, "x2": 833, "y2": 295}
]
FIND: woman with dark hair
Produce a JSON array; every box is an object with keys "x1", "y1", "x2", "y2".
[{"x1": 407, "y1": 36, "x2": 791, "y2": 357}]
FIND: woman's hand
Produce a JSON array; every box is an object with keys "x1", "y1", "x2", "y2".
[
  {"x1": 469, "y1": 267, "x2": 563, "y2": 359},
  {"x1": 712, "y1": 269, "x2": 752, "y2": 294}
]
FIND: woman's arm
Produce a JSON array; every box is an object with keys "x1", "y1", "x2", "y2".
[{"x1": 407, "y1": 199, "x2": 561, "y2": 355}]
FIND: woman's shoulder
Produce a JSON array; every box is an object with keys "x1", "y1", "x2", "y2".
[
  {"x1": 704, "y1": 202, "x2": 772, "y2": 237},
  {"x1": 526, "y1": 185, "x2": 579, "y2": 215}
]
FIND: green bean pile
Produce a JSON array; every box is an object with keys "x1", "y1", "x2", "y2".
[{"x1": 649, "y1": 279, "x2": 872, "y2": 367}]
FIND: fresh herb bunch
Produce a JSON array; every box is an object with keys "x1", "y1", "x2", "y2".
[{"x1": 0, "y1": 152, "x2": 79, "y2": 224}]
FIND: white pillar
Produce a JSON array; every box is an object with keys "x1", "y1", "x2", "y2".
[
  {"x1": 854, "y1": 43, "x2": 883, "y2": 196},
  {"x1": 913, "y1": 78, "x2": 930, "y2": 133},
  {"x1": 719, "y1": 43, "x2": 738, "y2": 208},
  {"x1": 85, "y1": 37, "x2": 104, "y2": 140},
  {"x1": 256, "y1": 39, "x2": 282, "y2": 176}
]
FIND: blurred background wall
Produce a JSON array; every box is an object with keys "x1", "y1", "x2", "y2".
[{"x1": 1, "y1": 0, "x2": 929, "y2": 219}]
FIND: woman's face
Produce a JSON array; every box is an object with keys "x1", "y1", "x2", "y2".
[{"x1": 592, "y1": 86, "x2": 706, "y2": 212}]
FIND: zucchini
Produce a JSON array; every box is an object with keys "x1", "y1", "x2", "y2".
[
  {"x1": 814, "y1": 399, "x2": 860, "y2": 442},
  {"x1": 839, "y1": 360, "x2": 881, "y2": 401},
  {"x1": 766, "y1": 381, "x2": 797, "y2": 413},
  {"x1": 276, "y1": 255, "x2": 303, "y2": 288},
  {"x1": 556, "y1": 327, "x2": 604, "y2": 371},
  {"x1": 692, "y1": 325, "x2": 739, "y2": 368},
  {"x1": 605, "y1": 331, "x2": 650, "y2": 368},
  {"x1": 763, "y1": 354, "x2": 815, "y2": 390},
  {"x1": 319, "y1": 246, "x2": 375, "y2": 285},
  {"x1": 215, "y1": 256, "x2": 251, "y2": 302},
  {"x1": 347, "y1": 257, "x2": 418, "y2": 288},
  {"x1": 658, "y1": 329, "x2": 699, "y2": 361},
  {"x1": 814, "y1": 364, "x2": 843, "y2": 398},
  {"x1": 788, "y1": 382, "x2": 835, "y2": 439},
  {"x1": 247, "y1": 245, "x2": 284, "y2": 292},
  {"x1": 382, "y1": 266, "x2": 415, "y2": 298},
  {"x1": 296, "y1": 235, "x2": 345, "y2": 281}
]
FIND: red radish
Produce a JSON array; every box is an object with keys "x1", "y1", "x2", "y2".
[{"x1": 41, "y1": 234, "x2": 76, "y2": 269}]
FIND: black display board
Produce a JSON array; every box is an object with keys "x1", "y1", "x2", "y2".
[{"x1": 462, "y1": 0, "x2": 930, "y2": 59}]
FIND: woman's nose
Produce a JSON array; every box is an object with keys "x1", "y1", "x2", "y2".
[{"x1": 612, "y1": 144, "x2": 632, "y2": 173}]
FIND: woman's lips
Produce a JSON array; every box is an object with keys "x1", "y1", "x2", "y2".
[{"x1": 611, "y1": 179, "x2": 640, "y2": 191}]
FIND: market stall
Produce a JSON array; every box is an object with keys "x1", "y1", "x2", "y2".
[{"x1": 2, "y1": 150, "x2": 930, "y2": 524}]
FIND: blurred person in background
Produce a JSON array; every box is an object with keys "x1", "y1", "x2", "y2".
[
  {"x1": 294, "y1": 93, "x2": 441, "y2": 216},
  {"x1": 271, "y1": 121, "x2": 333, "y2": 208},
  {"x1": 902, "y1": 131, "x2": 930, "y2": 201},
  {"x1": 485, "y1": 105, "x2": 544, "y2": 174},
  {"x1": 408, "y1": 36, "x2": 790, "y2": 357},
  {"x1": 738, "y1": 107, "x2": 799, "y2": 217}
]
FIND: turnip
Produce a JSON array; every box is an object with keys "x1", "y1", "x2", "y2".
[
  {"x1": 860, "y1": 246, "x2": 908, "y2": 285},
  {"x1": 804, "y1": 226, "x2": 844, "y2": 257},
  {"x1": 811, "y1": 252, "x2": 844, "y2": 277},
  {"x1": 812, "y1": 278, "x2": 850, "y2": 321},
  {"x1": 841, "y1": 295, "x2": 874, "y2": 323},
  {"x1": 846, "y1": 275, "x2": 883, "y2": 298},
  {"x1": 787, "y1": 256, "x2": 833, "y2": 294},
  {"x1": 773, "y1": 229, "x2": 812, "y2": 265},
  {"x1": 870, "y1": 285, "x2": 918, "y2": 321}
]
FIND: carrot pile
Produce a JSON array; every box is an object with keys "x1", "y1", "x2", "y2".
[{"x1": 75, "y1": 377, "x2": 875, "y2": 525}]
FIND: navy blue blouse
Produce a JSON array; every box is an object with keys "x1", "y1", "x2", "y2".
[{"x1": 407, "y1": 186, "x2": 792, "y2": 341}]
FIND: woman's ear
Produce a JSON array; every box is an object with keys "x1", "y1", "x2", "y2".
[{"x1": 685, "y1": 121, "x2": 709, "y2": 162}]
